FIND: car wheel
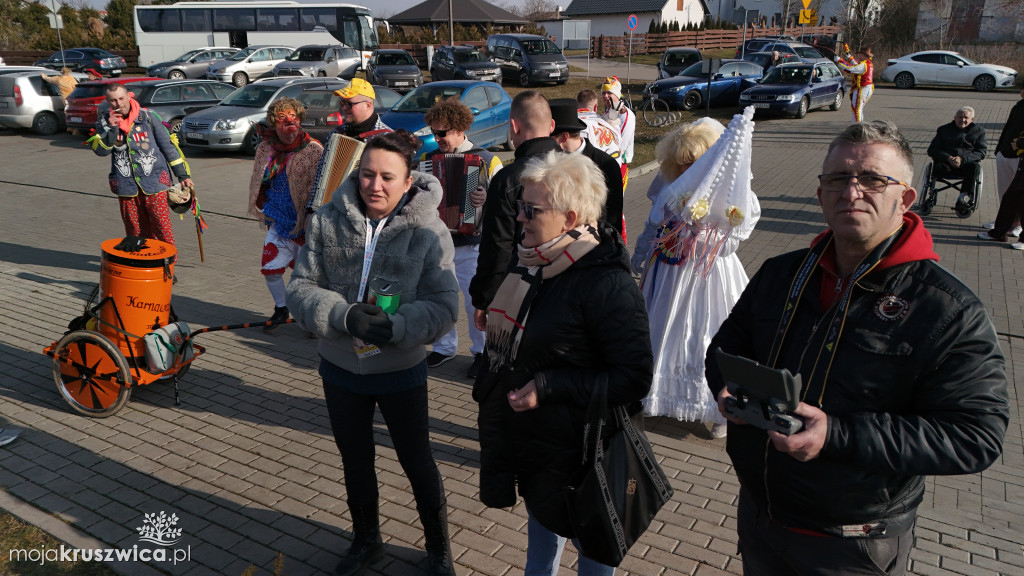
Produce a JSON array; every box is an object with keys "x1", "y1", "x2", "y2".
[
  {"x1": 232, "y1": 72, "x2": 249, "y2": 87},
  {"x1": 168, "y1": 70, "x2": 186, "y2": 80},
  {"x1": 973, "y1": 74, "x2": 995, "y2": 92},
  {"x1": 32, "y1": 112, "x2": 59, "y2": 135},
  {"x1": 794, "y1": 96, "x2": 809, "y2": 119},
  {"x1": 682, "y1": 90, "x2": 702, "y2": 110},
  {"x1": 893, "y1": 71, "x2": 914, "y2": 89},
  {"x1": 318, "y1": 71, "x2": 327, "y2": 77},
  {"x1": 168, "y1": 118, "x2": 182, "y2": 136},
  {"x1": 519, "y1": 71, "x2": 531, "y2": 88},
  {"x1": 242, "y1": 127, "x2": 260, "y2": 155},
  {"x1": 829, "y1": 89, "x2": 844, "y2": 111}
]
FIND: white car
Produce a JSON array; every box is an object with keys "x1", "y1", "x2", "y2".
[{"x1": 881, "y1": 50, "x2": 1017, "y2": 92}]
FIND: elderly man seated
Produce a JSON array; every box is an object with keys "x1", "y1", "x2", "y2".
[{"x1": 927, "y1": 106, "x2": 987, "y2": 208}]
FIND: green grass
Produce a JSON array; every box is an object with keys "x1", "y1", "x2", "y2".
[{"x1": 0, "y1": 512, "x2": 118, "y2": 576}]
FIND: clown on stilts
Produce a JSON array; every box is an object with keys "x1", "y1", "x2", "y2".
[{"x1": 836, "y1": 44, "x2": 874, "y2": 123}]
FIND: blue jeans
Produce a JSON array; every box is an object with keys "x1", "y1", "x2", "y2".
[{"x1": 524, "y1": 511, "x2": 615, "y2": 576}]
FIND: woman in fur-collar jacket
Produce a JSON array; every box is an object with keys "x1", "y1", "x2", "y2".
[{"x1": 286, "y1": 130, "x2": 459, "y2": 576}]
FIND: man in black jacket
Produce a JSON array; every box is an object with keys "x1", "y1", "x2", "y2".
[
  {"x1": 549, "y1": 99, "x2": 623, "y2": 237},
  {"x1": 927, "y1": 106, "x2": 987, "y2": 209},
  {"x1": 706, "y1": 120, "x2": 1008, "y2": 576},
  {"x1": 983, "y1": 86, "x2": 1024, "y2": 232},
  {"x1": 469, "y1": 91, "x2": 559, "y2": 330}
]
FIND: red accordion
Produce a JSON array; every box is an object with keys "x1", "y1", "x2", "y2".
[{"x1": 430, "y1": 153, "x2": 483, "y2": 235}]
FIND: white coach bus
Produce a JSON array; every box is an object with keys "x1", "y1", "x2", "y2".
[{"x1": 134, "y1": 1, "x2": 379, "y2": 68}]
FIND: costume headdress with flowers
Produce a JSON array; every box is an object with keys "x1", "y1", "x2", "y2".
[{"x1": 650, "y1": 106, "x2": 759, "y2": 276}]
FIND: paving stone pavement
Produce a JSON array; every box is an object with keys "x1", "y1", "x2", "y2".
[{"x1": 0, "y1": 85, "x2": 1022, "y2": 576}]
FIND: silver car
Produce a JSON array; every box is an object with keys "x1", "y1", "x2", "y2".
[
  {"x1": 206, "y1": 45, "x2": 294, "y2": 87},
  {"x1": 0, "y1": 70, "x2": 88, "y2": 134},
  {"x1": 273, "y1": 45, "x2": 361, "y2": 79},
  {"x1": 147, "y1": 47, "x2": 240, "y2": 80},
  {"x1": 181, "y1": 77, "x2": 344, "y2": 154}
]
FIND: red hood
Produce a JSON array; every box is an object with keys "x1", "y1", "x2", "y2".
[{"x1": 812, "y1": 211, "x2": 940, "y2": 274}]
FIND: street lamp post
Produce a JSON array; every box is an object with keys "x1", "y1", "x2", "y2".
[
  {"x1": 49, "y1": 0, "x2": 67, "y2": 69},
  {"x1": 739, "y1": 9, "x2": 755, "y2": 59}
]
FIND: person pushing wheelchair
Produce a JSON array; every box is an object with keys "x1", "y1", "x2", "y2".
[{"x1": 927, "y1": 106, "x2": 987, "y2": 211}]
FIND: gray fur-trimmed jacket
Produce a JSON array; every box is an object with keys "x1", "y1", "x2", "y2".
[{"x1": 286, "y1": 171, "x2": 459, "y2": 374}]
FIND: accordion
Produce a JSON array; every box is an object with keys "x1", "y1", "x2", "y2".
[
  {"x1": 429, "y1": 153, "x2": 483, "y2": 235},
  {"x1": 308, "y1": 133, "x2": 364, "y2": 212}
]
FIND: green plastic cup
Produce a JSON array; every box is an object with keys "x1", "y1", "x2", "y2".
[{"x1": 370, "y1": 278, "x2": 401, "y2": 314}]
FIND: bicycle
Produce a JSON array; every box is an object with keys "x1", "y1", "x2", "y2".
[{"x1": 621, "y1": 87, "x2": 676, "y2": 128}]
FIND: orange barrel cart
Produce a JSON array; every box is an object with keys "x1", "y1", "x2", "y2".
[{"x1": 42, "y1": 238, "x2": 291, "y2": 418}]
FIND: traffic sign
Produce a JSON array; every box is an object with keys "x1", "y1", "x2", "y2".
[
  {"x1": 799, "y1": 9, "x2": 817, "y2": 24},
  {"x1": 802, "y1": 0, "x2": 812, "y2": 8},
  {"x1": 627, "y1": 14, "x2": 638, "y2": 31}
]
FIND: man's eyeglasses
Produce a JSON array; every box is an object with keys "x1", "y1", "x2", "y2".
[
  {"x1": 817, "y1": 173, "x2": 908, "y2": 194},
  {"x1": 516, "y1": 200, "x2": 553, "y2": 221},
  {"x1": 340, "y1": 99, "x2": 370, "y2": 109},
  {"x1": 431, "y1": 129, "x2": 449, "y2": 138}
]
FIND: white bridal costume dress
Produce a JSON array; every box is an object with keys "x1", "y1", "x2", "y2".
[{"x1": 636, "y1": 109, "x2": 761, "y2": 423}]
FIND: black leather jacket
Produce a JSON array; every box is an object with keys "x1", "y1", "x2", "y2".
[
  {"x1": 706, "y1": 242, "x2": 1008, "y2": 536},
  {"x1": 475, "y1": 223, "x2": 653, "y2": 537},
  {"x1": 927, "y1": 121, "x2": 987, "y2": 166}
]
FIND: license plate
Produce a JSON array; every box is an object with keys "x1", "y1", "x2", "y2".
[
  {"x1": 111, "y1": 69, "x2": 121, "y2": 75},
  {"x1": 394, "y1": 81, "x2": 408, "y2": 86},
  {"x1": 548, "y1": 72, "x2": 560, "y2": 78},
  {"x1": 753, "y1": 103, "x2": 770, "y2": 109},
  {"x1": 68, "y1": 116, "x2": 83, "y2": 123},
  {"x1": 186, "y1": 132, "x2": 204, "y2": 140}
]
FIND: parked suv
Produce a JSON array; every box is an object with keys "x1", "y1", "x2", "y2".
[
  {"x1": 735, "y1": 39, "x2": 828, "y2": 63},
  {"x1": 365, "y1": 49, "x2": 424, "y2": 92},
  {"x1": 146, "y1": 47, "x2": 239, "y2": 79},
  {"x1": 273, "y1": 44, "x2": 361, "y2": 79},
  {"x1": 486, "y1": 33, "x2": 569, "y2": 87},
  {"x1": 658, "y1": 47, "x2": 702, "y2": 79},
  {"x1": 0, "y1": 70, "x2": 88, "y2": 134},
  {"x1": 35, "y1": 48, "x2": 127, "y2": 77},
  {"x1": 206, "y1": 45, "x2": 294, "y2": 87},
  {"x1": 430, "y1": 45, "x2": 500, "y2": 83},
  {"x1": 64, "y1": 77, "x2": 160, "y2": 132},
  {"x1": 181, "y1": 77, "x2": 344, "y2": 154}
]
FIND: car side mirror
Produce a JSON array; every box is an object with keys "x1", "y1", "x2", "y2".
[
  {"x1": 471, "y1": 107, "x2": 480, "y2": 115},
  {"x1": 713, "y1": 73, "x2": 724, "y2": 79},
  {"x1": 327, "y1": 57, "x2": 336, "y2": 62},
  {"x1": 957, "y1": 61, "x2": 964, "y2": 67}
]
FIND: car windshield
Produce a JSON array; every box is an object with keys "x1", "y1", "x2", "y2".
[
  {"x1": 380, "y1": 52, "x2": 416, "y2": 66},
  {"x1": 679, "y1": 61, "x2": 709, "y2": 78},
  {"x1": 67, "y1": 84, "x2": 109, "y2": 100},
  {"x1": 174, "y1": 49, "x2": 204, "y2": 62},
  {"x1": 793, "y1": 46, "x2": 822, "y2": 58},
  {"x1": 228, "y1": 48, "x2": 256, "y2": 61},
  {"x1": 521, "y1": 40, "x2": 560, "y2": 55},
  {"x1": 454, "y1": 50, "x2": 488, "y2": 64},
  {"x1": 289, "y1": 48, "x2": 326, "y2": 61},
  {"x1": 392, "y1": 86, "x2": 464, "y2": 112},
  {"x1": 220, "y1": 84, "x2": 279, "y2": 108},
  {"x1": 762, "y1": 67, "x2": 811, "y2": 84}
]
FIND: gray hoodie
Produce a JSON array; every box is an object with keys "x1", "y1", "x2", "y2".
[{"x1": 287, "y1": 171, "x2": 458, "y2": 374}]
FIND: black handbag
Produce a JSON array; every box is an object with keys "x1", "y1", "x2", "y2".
[{"x1": 565, "y1": 376, "x2": 674, "y2": 567}]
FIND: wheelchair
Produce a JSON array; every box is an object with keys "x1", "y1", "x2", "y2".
[{"x1": 915, "y1": 160, "x2": 983, "y2": 219}]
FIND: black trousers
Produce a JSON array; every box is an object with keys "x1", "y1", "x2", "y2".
[
  {"x1": 322, "y1": 373, "x2": 445, "y2": 511},
  {"x1": 991, "y1": 159, "x2": 1024, "y2": 239},
  {"x1": 931, "y1": 160, "x2": 981, "y2": 200},
  {"x1": 736, "y1": 491, "x2": 913, "y2": 576}
]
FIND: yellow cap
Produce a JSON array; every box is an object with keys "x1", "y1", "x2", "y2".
[{"x1": 334, "y1": 78, "x2": 376, "y2": 101}]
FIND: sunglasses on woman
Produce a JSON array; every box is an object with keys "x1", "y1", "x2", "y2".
[{"x1": 517, "y1": 200, "x2": 553, "y2": 221}]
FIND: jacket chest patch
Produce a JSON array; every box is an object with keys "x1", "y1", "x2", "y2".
[
  {"x1": 137, "y1": 148, "x2": 158, "y2": 176},
  {"x1": 874, "y1": 295, "x2": 909, "y2": 321},
  {"x1": 132, "y1": 130, "x2": 148, "y2": 142}
]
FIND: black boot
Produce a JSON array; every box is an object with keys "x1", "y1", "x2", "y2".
[
  {"x1": 418, "y1": 503, "x2": 455, "y2": 576},
  {"x1": 333, "y1": 505, "x2": 383, "y2": 576},
  {"x1": 264, "y1": 306, "x2": 289, "y2": 333}
]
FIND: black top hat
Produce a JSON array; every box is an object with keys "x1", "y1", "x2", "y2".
[{"x1": 549, "y1": 98, "x2": 587, "y2": 135}]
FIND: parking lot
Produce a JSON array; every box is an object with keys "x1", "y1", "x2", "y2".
[{"x1": 0, "y1": 85, "x2": 1022, "y2": 575}]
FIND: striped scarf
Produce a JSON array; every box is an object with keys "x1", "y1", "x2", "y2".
[{"x1": 485, "y1": 224, "x2": 600, "y2": 372}]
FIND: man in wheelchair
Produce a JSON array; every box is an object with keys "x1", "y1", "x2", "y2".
[{"x1": 927, "y1": 106, "x2": 987, "y2": 210}]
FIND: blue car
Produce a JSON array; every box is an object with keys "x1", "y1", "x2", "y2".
[
  {"x1": 380, "y1": 80, "x2": 513, "y2": 156},
  {"x1": 644, "y1": 59, "x2": 764, "y2": 110},
  {"x1": 738, "y1": 62, "x2": 847, "y2": 119}
]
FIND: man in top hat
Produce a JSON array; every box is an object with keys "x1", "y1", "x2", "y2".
[
  {"x1": 331, "y1": 77, "x2": 391, "y2": 141},
  {"x1": 550, "y1": 98, "x2": 623, "y2": 238}
]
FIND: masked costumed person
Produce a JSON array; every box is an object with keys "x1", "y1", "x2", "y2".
[
  {"x1": 91, "y1": 83, "x2": 193, "y2": 245},
  {"x1": 635, "y1": 108, "x2": 761, "y2": 438},
  {"x1": 248, "y1": 97, "x2": 325, "y2": 331},
  {"x1": 836, "y1": 46, "x2": 874, "y2": 123}
]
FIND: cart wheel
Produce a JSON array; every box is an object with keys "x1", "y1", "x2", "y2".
[
  {"x1": 955, "y1": 205, "x2": 973, "y2": 219},
  {"x1": 52, "y1": 330, "x2": 132, "y2": 417}
]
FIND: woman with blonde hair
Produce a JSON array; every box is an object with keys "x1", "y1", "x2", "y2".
[
  {"x1": 476, "y1": 150, "x2": 653, "y2": 575},
  {"x1": 631, "y1": 112, "x2": 761, "y2": 438}
]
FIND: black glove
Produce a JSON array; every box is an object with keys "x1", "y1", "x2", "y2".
[
  {"x1": 115, "y1": 236, "x2": 147, "y2": 253},
  {"x1": 345, "y1": 303, "x2": 393, "y2": 346}
]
